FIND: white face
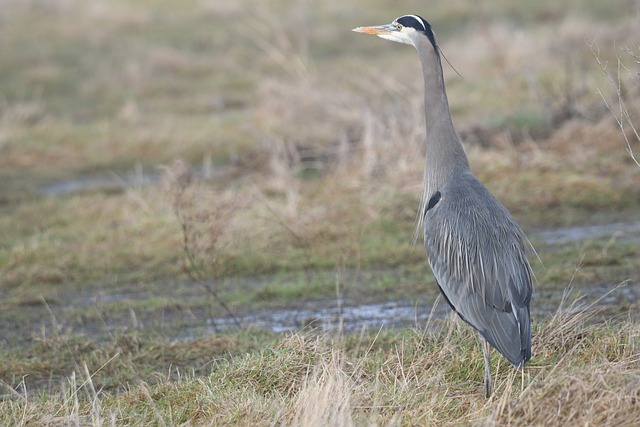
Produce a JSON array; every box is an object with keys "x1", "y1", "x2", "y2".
[
  {"x1": 377, "y1": 23, "x2": 418, "y2": 46},
  {"x1": 352, "y1": 15, "x2": 427, "y2": 47}
]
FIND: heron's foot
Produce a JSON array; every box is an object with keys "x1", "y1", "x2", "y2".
[
  {"x1": 482, "y1": 369, "x2": 493, "y2": 399},
  {"x1": 483, "y1": 373, "x2": 493, "y2": 398},
  {"x1": 480, "y1": 334, "x2": 493, "y2": 398}
]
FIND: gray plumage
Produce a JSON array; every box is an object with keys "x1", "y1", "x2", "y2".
[
  {"x1": 354, "y1": 14, "x2": 534, "y2": 396},
  {"x1": 423, "y1": 174, "x2": 532, "y2": 366}
]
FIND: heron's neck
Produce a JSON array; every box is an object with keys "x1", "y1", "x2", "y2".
[{"x1": 415, "y1": 36, "x2": 469, "y2": 189}]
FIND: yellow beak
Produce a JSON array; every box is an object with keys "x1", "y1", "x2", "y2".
[{"x1": 352, "y1": 23, "x2": 396, "y2": 35}]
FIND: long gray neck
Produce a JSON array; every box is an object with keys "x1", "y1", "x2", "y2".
[
  {"x1": 412, "y1": 33, "x2": 471, "y2": 241},
  {"x1": 414, "y1": 35, "x2": 470, "y2": 194}
]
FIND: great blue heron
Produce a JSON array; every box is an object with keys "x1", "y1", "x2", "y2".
[{"x1": 353, "y1": 15, "x2": 533, "y2": 398}]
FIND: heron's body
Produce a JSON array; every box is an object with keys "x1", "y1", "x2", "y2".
[
  {"x1": 424, "y1": 171, "x2": 532, "y2": 366},
  {"x1": 354, "y1": 15, "x2": 533, "y2": 396}
]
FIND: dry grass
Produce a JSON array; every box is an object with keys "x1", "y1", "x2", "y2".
[{"x1": 1, "y1": 301, "x2": 638, "y2": 426}]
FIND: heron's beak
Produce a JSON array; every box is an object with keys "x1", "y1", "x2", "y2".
[{"x1": 352, "y1": 23, "x2": 396, "y2": 35}]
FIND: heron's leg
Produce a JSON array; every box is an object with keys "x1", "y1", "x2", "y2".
[{"x1": 479, "y1": 333, "x2": 493, "y2": 398}]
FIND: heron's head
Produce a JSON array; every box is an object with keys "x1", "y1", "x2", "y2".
[{"x1": 352, "y1": 15, "x2": 436, "y2": 49}]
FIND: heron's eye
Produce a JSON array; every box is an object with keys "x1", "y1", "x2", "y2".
[{"x1": 396, "y1": 23, "x2": 403, "y2": 30}]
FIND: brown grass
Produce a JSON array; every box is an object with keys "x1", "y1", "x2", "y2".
[{"x1": 1, "y1": 300, "x2": 637, "y2": 426}]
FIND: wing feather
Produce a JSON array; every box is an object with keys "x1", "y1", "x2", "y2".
[{"x1": 424, "y1": 173, "x2": 533, "y2": 366}]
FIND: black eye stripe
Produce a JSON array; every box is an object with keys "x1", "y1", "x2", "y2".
[
  {"x1": 396, "y1": 14, "x2": 437, "y2": 50},
  {"x1": 396, "y1": 15, "x2": 427, "y2": 32}
]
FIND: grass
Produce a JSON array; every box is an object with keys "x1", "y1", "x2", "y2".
[
  {"x1": 1, "y1": 302, "x2": 638, "y2": 425},
  {"x1": 1, "y1": 0, "x2": 639, "y2": 424}
]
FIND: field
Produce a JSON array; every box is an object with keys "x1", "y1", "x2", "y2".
[{"x1": 0, "y1": 0, "x2": 639, "y2": 425}]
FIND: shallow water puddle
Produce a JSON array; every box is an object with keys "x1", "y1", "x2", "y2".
[
  {"x1": 191, "y1": 282, "x2": 638, "y2": 336},
  {"x1": 186, "y1": 300, "x2": 450, "y2": 336},
  {"x1": 40, "y1": 165, "x2": 223, "y2": 196},
  {"x1": 537, "y1": 221, "x2": 640, "y2": 245}
]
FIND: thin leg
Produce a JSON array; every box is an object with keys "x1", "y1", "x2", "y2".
[{"x1": 479, "y1": 333, "x2": 493, "y2": 398}]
